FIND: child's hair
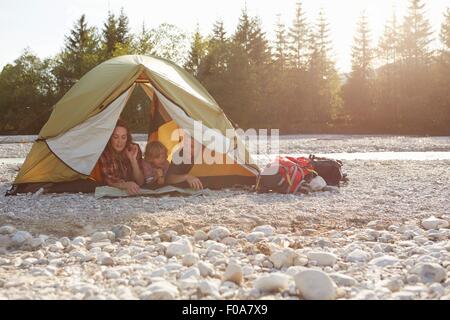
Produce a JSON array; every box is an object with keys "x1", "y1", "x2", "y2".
[{"x1": 145, "y1": 141, "x2": 168, "y2": 159}]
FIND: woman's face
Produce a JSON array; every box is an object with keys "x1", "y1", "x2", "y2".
[{"x1": 111, "y1": 126, "x2": 128, "y2": 153}]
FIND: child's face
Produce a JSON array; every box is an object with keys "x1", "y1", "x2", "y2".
[{"x1": 146, "y1": 151, "x2": 167, "y2": 168}]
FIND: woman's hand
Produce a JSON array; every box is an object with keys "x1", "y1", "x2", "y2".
[
  {"x1": 124, "y1": 181, "x2": 140, "y2": 195},
  {"x1": 125, "y1": 144, "x2": 139, "y2": 162},
  {"x1": 186, "y1": 175, "x2": 203, "y2": 190}
]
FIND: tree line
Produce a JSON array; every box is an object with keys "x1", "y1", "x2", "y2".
[{"x1": 0, "y1": 0, "x2": 449, "y2": 135}]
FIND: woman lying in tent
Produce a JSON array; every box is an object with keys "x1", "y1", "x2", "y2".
[{"x1": 98, "y1": 119, "x2": 145, "y2": 195}]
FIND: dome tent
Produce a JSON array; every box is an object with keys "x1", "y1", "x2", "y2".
[{"x1": 11, "y1": 55, "x2": 259, "y2": 193}]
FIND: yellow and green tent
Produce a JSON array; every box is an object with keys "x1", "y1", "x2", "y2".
[{"x1": 13, "y1": 55, "x2": 259, "y2": 190}]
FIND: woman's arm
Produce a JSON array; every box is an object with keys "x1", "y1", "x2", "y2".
[
  {"x1": 130, "y1": 157, "x2": 145, "y2": 186},
  {"x1": 125, "y1": 144, "x2": 145, "y2": 186}
]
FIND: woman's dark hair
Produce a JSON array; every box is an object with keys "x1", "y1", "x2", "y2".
[{"x1": 107, "y1": 118, "x2": 133, "y2": 153}]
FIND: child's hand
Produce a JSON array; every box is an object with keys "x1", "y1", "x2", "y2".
[{"x1": 186, "y1": 175, "x2": 203, "y2": 190}]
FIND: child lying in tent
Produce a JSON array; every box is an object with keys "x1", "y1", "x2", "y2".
[
  {"x1": 138, "y1": 138, "x2": 204, "y2": 190},
  {"x1": 141, "y1": 141, "x2": 170, "y2": 188}
]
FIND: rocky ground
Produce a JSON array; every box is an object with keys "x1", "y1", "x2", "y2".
[
  {"x1": 0, "y1": 135, "x2": 449, "y2": 300},
  {"x1": 0, "y1": 219, "x2": 449, "y2": 300}
]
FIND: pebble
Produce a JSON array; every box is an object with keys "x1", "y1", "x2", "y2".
[
  {"x1": 254, "y1": 273, "x2": 290, "y2": 293},
  {"x1": 270, "y1": 248, "x2": 296, "y2": 269},
  {"x1": 194, "y1": 230, "x2": 208, "y2": 241},
  {"x1": 11, "y1": 231, "x2": 33, "y2": 246},
  {"x1": 0, "y1": 225, "x2": 16, "y2": 235},
  {"x1": 112, "y1": 225, "x2": 132, "y2": 239},
  {"x1": 141, "y1": 281, "x2": 179, "y2": 300},
  {"x1": 198, "y1": 279, "x2": 221, "y2": 297},
  {"x1": 198, "y1": 261, "x2": 214, "y2": 277},
  {"x1": 166, "y1": 239, "x2": 193, "y2": 258},
  {"x1": 409, "y1": 262, "x2": 447, "y2": 283},
  {"x1": 421, "y1": 217, "x2": 449, "y2": 230},
  {"x1": 207, "y1": 227, "x2": 231, "y2": 241},
  {"x1": 306, "y1": 251, "x2": 338, "y2": 266},
  {"x1": 182, "y1": 253, "x2": 199, "y2": 267},
  {"x1": 246, "y1": 232, "x2": 266, "y2": 243},
  {"x1": 223, "y1": 263, "x2": 243, "y2": 285},
  {"x1": 252, "y1": 225, "x2": 275, "y2": 237},
  {"x1": 180, "y1": 267, "x2": 200, "y2": 280},
  {"x1": 97, "y1": 252, "x2": 115, "y2": 266},
  {"x1": 369, "y1": 255, "x2": 399, "y2": 267},
  {"x1": 345, "y1": 249, "x2": 372, "y2": 263},
  {"x1": 329, "y1": 273, "x2": 357, "y2": 287},
  {"x1": 294, "y1": 269, "x2": 337, "y2": 300}
]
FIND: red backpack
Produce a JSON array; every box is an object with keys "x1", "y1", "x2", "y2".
[{"x1": 256, "y1": 156, "x2": 317, "y2": 194}]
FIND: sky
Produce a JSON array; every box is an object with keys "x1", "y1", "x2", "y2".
[{"x1": 0, "y1": 0, "x2": 448, "y2": 73}]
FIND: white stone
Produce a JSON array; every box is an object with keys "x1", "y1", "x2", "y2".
[
  {"x1": 97, "y1": 252, "x2": 115, "y2": 266},
  {"x1": 207, "y1": 226, "x2": 231, "y2": 240},
  {"x1": 410, "y1": 262, "x2": 447, "y2": 283},
  {"x1": 329, "y1": 273, "x2": 357, "y2": 287},
  {"x1": 353, "y1": 290, "x2": 378, "y2": 300},
  {"x1": 72, "y1": 237, "x2": 86, "y2": 246},
  {"x1": 182, "y1": 253, "x2": 199, "y2": 267},
  {"x1": 112, "y1": 225, "x2": 132, "y2": 239},
  {"x1": 421, "y1": 217, "x2": 449, "y2": 230},
  {"x1": 198, "y1": 261, "x2": 214, "y2": 277},
  {"x1": 285, "y1": 266, "x2": 308, "y2": 277},
  {"x1": 346, "y1": 249, "x2": 371, "y2": 263},
  {"x1": 270, "y1": 248, "x2": 296, "y2": 269},
  {"x1": 141, "y1": 281, "x2": 179, "y2": 300},
  {"x1": 429, "y1": 283, "x2": 445, "y2": 297},
  {"x1": 198, "y1": 279, "x2": 221, "y2": 297},
  {"x1": 103, "y1": 270, "x2": 121, "y2": 279},
  {"x1": 11, "y1": 231, "x2": 32, "y2": 246},
  {"x1": 380, "y1": 278, "x2": 403, "y2": 292},
  {"x1": 294, "y1": 269, "x2": 337, "y2": 300},
  {"x1": 166, "y1": 239, "x2": 193, "y2": 258},
  {"x1": 193, "y1": 230, "x2": 208, "y2": 242},
  {"x1": 180, "y1": 267, "x2": 200, "y2": 280},
  {"x1": 252, "y1": 225, "x2": 275, "y2": 236},
  {"x1": 254, "y1": 273, "x2": 290, "y2": 292},
  {"x1": 0, "y1": 225, "x2": 16, "y2": 235},
  {"x1": 246, "y1": 232, "x2": 266, "y2": 243},
  {"x1": 392, "y1": 291, "x2": 416, "y2": 300},
  {"x1": 307, "y1": 251, "x2": 338, "y2": 267},
  {"x1": 89, "y1": 232, "x2": 108, "y2": 242},
  {"x1": 369, "y1": 255, "x2": 400, "y2": 267},
  {"x1": 223, "y1": 263, "x2": 243, "y2": 285}
]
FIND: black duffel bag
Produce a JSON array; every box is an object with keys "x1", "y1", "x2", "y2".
[{"x1": 308, "y1": 154, "x2": 348, "y2": 186}]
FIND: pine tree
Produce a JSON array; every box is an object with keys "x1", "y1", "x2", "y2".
[
  {"x1": 287, "y1": 0, "x2": 309, "y2": 69},
  {"x1": 378, "y1": 10, "x2": 400, "y2": 66},
  {"x1": 248, "y1": 16, "x2": 272, "y2": 67},
  {"x1": 274, "y1": 14, "x2": 288, "y2": 70},
  {"x1": 440, "y1": 8, "x2": 450, "y2": 56},
  {"x1": 132, "y1": 22, "x2": 155, "y2": 55},
  {"x1": 307, "y1": 9, "x2": 342, "y2": 123},
  {"x1": 184, "y1": 26, "x2": 206, "y2": 76},
  {"x1": 54, "y1": 14, "x2": 99, "y2": 93},
  {"x1": 117, "y1": 8, "x2": 131, "y2": 46},
  {"x1": 233, "y1": 8, "x2": 252, "y2": 54},
  {"x1": 350, "y1": 13, "x2": 373, "y2": 81},
  {"x1": 344, "y1": 12, "x2": 374, "y2": 124},
  {"x1": 401, "y1": 0, "x2": 433, "y2": 66},
  {"x1": 102, "y1": 11, "x2": 118, "y2": 59},
  {"x1": 210, "y1": 19, "x2": 229, "y2": 73}
]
